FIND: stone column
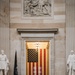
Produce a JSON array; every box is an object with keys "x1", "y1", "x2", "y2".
[
  {"x1": 0, "y1": 0, "x2": 10, "y2": 74},
  {"x1": 49, "y1": 38, "x2": 55, "y2": 75},
  {"x1": 66, "y1": 0, "x2": 75, "y2": 58},
  {"x1": 66, "y1": 0, "x2": 75, "y2": 75},
  {"x1": 0, "y1": 0, "x2": 10, "y2": 58},
  {"x1": 21, "y1": 39, "x2": 26, "y2": 75}
]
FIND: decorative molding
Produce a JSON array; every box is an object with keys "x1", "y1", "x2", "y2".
[
  {"x1": 21, "y1": 36, "x2": 55, "y2": 75},
  {"x1": 21, "y1": 33, "x2": 54, "y2": 38},
  {"x1": 21, "y1": 0, "x2": 54, "y2": 19},
  {"x1": 17, "y1": 28, "x2": 58, "y2": 34},
  {"x1": 18, "y1": 28, "x2": 57, "y2": 75}
]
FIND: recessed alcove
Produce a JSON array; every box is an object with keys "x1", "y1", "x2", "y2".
[
  {"x1": 26, "y1": 42, "x2": 49, "y2": 75},
  {"x1": 17, "y1": 28, "x2": 58, "y2": 75}
]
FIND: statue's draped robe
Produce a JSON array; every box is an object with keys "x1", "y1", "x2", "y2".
[
  {"x1": 0, "y1": 54, "x2": 9, "y2": 70},
  {"x1": 67, "y1": 54, "x2": 75, "y2": 75}
]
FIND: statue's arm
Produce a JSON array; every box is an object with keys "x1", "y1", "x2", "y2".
[
  {"x1": 67, "y1": 56, "x2": 70, "y2": 72},
  {"x1": 5, "y1": 55, "x2": 9, "y2": 64},
  {"x1": 5, "y1": 55, "x2": 10, "y2": 71},
  {"x1": 67, "y1": 56, "x2": 70, "y2": 65}
]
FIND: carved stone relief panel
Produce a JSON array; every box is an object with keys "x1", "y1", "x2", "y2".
[{"x1": 22, "y1": 0, "x2": 53, "y2": 19}]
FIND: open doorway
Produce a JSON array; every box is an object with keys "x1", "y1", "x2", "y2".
[{"x1": 26, "y1": 41, "x2": 49, "y2": 75}]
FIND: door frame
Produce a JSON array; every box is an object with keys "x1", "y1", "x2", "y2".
[{"x1": 20, "y1": 33, "x2": 55, "y2": 75}]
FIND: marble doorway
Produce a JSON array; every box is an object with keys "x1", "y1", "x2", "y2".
[{"x1": 17, "y1": 29, "x2": 58, "y2": 75}]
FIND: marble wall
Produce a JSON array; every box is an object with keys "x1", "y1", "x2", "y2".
[
  {"x1": 66, "y1": 0, "x2": 75, "y2": 58},
  {"x1": 0, "y1": 0, "x2": 75, "y2": 75},
  {"x1": 66, "y1": 0, "x2": 75, "y2": 74},
  {"x1": 0, "y1": 0, "x2": 10, "y2": 57},
  {"x1": 10, "y1": 0, "x2": 65, "y2": 24},
  {"x1": 10, "y1": 25, "x2": 66, "y2": 75},
  {"x1": 10, "y1": 0, "x2": 66, "y2": 75}
]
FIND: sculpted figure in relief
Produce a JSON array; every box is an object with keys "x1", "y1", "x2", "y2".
[{"x1": 23, "y1": 0, "x2": 51, "y2": 16}]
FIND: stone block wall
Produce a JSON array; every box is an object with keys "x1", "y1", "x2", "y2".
[
  {"x1": 66, "y1": 0, "x2": 75, "y2": 58},
  {"x1": 0, "y1": 0, "x2": 10, "y2": 57},
  {"x1": 9, "y1": 0, "x2": 66, "y2": 75},
  {"x1": 0, "y1": 0, "x2": 75, "y2": 75}
]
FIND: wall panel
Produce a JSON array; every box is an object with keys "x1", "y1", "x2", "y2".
[
  {"x1": 0, "y1": 0, "x2": 10, "y2": 57},
  {"x1": 10, "y1": 0, "x2": 66, "y2": 75},
  {"x1": 66, "y1": 0, "x2": 75, "y2": 58}
]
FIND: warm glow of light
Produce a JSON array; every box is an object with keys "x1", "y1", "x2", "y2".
[{"x1": 27, "y1": 42, "x2": 48, "y2": 49}]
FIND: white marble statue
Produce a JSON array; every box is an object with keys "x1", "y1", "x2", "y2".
[
  {"x1": 0, "y1": 50, "x2": 9, "y2": 75},
  {"x1": 67, "y1": 50, "x2": 75, "y2": 75}
]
